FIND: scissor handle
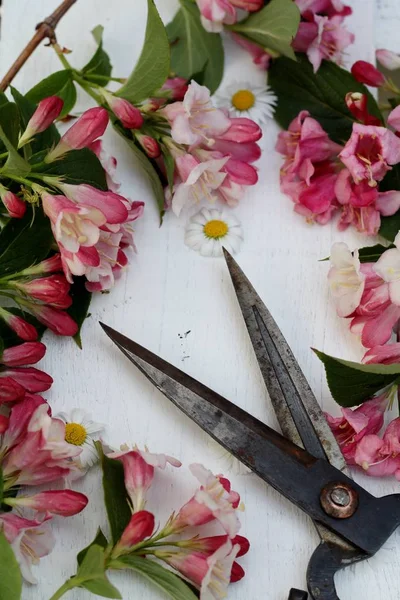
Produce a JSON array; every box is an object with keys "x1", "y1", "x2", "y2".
[
  {"x1": 288, "y1": 589, "x2": 308, "y2": 600},
  {"x1": 306, "y1": 542, "x2": 341, "y2": 600}
]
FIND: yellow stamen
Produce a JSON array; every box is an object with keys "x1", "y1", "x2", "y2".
[
  {"x1": 65, "y1": 422, "x2": 87, "y2": 446},
  {"x1": 204, "y1": 220, "x2": 228, "y2": 239},
  {"x1": 231, "y1": 89, "x2": 255, "y2": 111}
]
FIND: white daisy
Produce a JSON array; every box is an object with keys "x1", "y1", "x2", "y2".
[
  {"x1": 215, "y1": 81, "x2": 277, "y2": 124},
  {"x1": 57, "y1": 409, "x2": 104, "y2": 469},
  {"x1": 185, "y1": 207, "x2": 243, "y2": 257}
]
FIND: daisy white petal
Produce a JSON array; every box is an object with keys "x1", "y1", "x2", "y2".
[
  {"x1": 185, "y1": 207, "x2": 243, "y2": 258},
  {"x1": 215, "y1": 80, "x2": 277, "y2": 124},
  {"x1": 56, "y1": 409, "x2": 105, "y2": 470}
]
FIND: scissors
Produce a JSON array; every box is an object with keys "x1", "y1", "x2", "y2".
[{"x1": 100, "y1": 250, "x2": 400, "y2": 600}]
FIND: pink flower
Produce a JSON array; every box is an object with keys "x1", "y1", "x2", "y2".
[
  {"x1": 376, "y1": 190, "x2": 400, "y2": 216},
  {"x1": 58, "y1": 184, "x2": 129, "y2": 225},
  {"x1": 351, "y1": 61, "x2": 386, "y2": 87},
  {"x1": 136, "y1": 134, "x2": 161, "y2": 158},
  {"x1": 345, "y1": 92, "x2": 382, "y2": 126},
  {"x1": 231, "y1": 33, "x2": 271, "y2": 69},
  {"x1": 109, "y1": 447, "x2": 181, "y2": 510},
  {"x1": 326, "y1": 393, "x2": 388, "y2": 465},
  {"x1": 295, "y1": 0, "x2": 351, "y2": 16},
  {"x1": 355, "y1": 418, "x2": 400, "y2": 479},
  {"x1": 302, "y1": 15, "x2": 354, "y2": 73},
  {"x1": 363, "y1": 343, "x2": 400, "y2": 365},
  {"x1": 0, "y1": 367, "x2": 52, "y2": 394},
  {"x1": 0, "y1": 187, "x2": 26, "y2": 218},
  {"x1": 45, "y1": 107, "x2": 109, "y2": 162},
  {"x1": 19, "y1": 96, "x2": 64, "y2": 146},
  {"x1": 20, "y1": 253, "x2": 63, "y2": 276},
  {"x1": 163, "y1": 81, "x2": 231, "y2": 146},
  {"x1": 215, "y1": 117, "x2": 262, "y2": 144},
  {"x1": 387, "y1": 105, "x2": 400, "y2": 132},
  {"x1": 196, "y1": 0, "x2": 237, "y2": 32},
  {"x1": 1, "y1": 342, "x2": 46, "y2": 367},
  {"x1": 374, "y1": 233, "x2": 400, "y2": 305},
  {"x1": 161, "y1": 78, "x2": 188, "y2": 101},
  {"x1": 184, "y1": 534, "x2": 250, "y2": 558},
  {"x1": 0, "y1": 377, "x2": 25, "y2": 403},
  {"x1": 0, "y1": 309, "x2": 38, "y2": 341},
  {"x1": 102, "y1": 91, "x2": 144, "y2": 129},
  {"x1": 334, "y1": 168, "x2": 381, "y2": 234},
  {"x1": 376, "y1": 49, "x2": 400, "y2": 71},
  {"x1": 328, "y1": 243, "x2": 365, "y2": 317},
  {"x1": 339, "y1": 123, "x2": 400, "y2": 186},
  {"x1": 89, "y1": 140, "x2": 121, "y2": 192},
  {"x1": 27, "y1": 304, "x2": 78, "y2": 337},
  {"x1": 0, "y1": 395, "x2": 48, "y2": 452},
  {"x1": 173, "y1": 464, "x2": 240, "y2": 536},
  {"x1": 114, "y1": 510, "x2": 155, "y2": 555},
  {"x1": 6, "y1": 490, "x2": 88, "y2": 517},
  {"x1": 0, "y1": 513, "x2": 55, "y2": 583},
  {"x1": 14, "y1": 275, "x2": 71, "y2": 307}
]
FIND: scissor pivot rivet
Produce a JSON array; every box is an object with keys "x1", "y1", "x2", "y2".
[{"x1": 320, "y1": 482, "x2": 359, "y2": 519}]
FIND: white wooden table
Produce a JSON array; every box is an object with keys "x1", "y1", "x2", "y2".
[{"x1": 1, "y1": 1, "x2": 400, "y2": 598}]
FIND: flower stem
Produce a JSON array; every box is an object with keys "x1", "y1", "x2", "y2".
[{"x1": 48, "y1": 579, "x2": 77, "y2": 600}]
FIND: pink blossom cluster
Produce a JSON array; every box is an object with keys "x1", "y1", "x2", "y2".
[
  {"x1": 108, "y1": 446, "x2": 249, "y2": 597},
  {"x1": 276, "y1": 99, "x2": 400, "y2": 235},
  {"x1": 326, "y1": 241, "x2": 400, "y2": 479},
  {"x1": 161, "y1": 81, "x2": 262, "y2": 215},
  {"x1": 195, "y1": 0, "x2": 263, "y2": 32}
]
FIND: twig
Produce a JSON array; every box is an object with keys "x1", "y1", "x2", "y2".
[{"x1": 0, "y1": 0, "x2": 77, "y2": 92}]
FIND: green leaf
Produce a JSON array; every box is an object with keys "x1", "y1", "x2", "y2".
[
  {"x1": 166, "y1": 0, "x2": 224, "y2": 94},
  {"x1": 269, "y1": 55, "x2": 383, "y2": 144},
  {"x1": 26, "y1": 70, "x2": 77, "y2": 119},
  {"x1": 116, "y1": 0, "x2": 169, "y2": 103},
  {"x1": 67, "y1": 276, "x2": 92, "y2": 348},
  {"x1": 0, "y1": 207, "x2": 53, "y2": 277},
  {"x1": 161, "y1": 145, "x2": 175, "y2": 195},
  {"x1": 378, "y1": 165, "x2": 400, "y2": 241},
  {"x1": 77, "y1": 545, "x2": 121, "y2": 599},
  {"x1": 229, "y1": 0, "x2": 300, "y2": 60},
  {"x1": 77, "y1": 528, "x2": 108, "y2": 566},
  {"x1": 82, "y1": 26, "x2": 113, "y2": 82},
  {"x1": 0, "y1": 531, "x2": 22, "y2": 600},
  {"x1": 0, "y1": 121, "x2": 31, "y2": 177},
  {"x1": 314, "y1": 349, "x2": 400, "y2": 407},
  {"x1": 358, "y1": 244, "x2": 393, "y2": 263},
  {"x1": 122, "y1": 136, "x2": 165, "y2": 220},
  {"x1": 0, "y1": 467, "x2": 4, "y2": 506},
  {"x1": 0, "y1": 308, "x2": 45, "y2": 348},
  {"x1": 0, "y1": 102, "x2": 20, "y2": 149},
  {"x1": 113, "y1": 556, "x2": 199, "y2": 600},
  {"x1": 37, "y1": 148, "x2": 107, "y2": 190},
  {"x1": 10, "y1": 87, "x2": 60, "y2": 154},
  {"x1": 96, "y1": 441, "x2": 132, "y2": 544}
]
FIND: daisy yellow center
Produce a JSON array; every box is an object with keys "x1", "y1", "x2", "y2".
[
  {"x1": 231, "y1": 89, "x2": 255, "y2": 111},
  {"x1": 65, "y1": 423, "x2": 87, "y2": 446},
  {"x1": 204, "y1": 220, "x2": 228, "y2": 239}
]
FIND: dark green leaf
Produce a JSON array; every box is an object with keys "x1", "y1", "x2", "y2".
[
  {"x1": 314, "y1": 349, "x2": 400, "y2": 407},
  {"x1": 0, "y1": 530, "x2": 22, "y2": 600},
  {"x1": 0, "y1": 93, "x2": 10, "y2": 108},
  {"x1": 37, "y1": 148, "x2": 107, "y2": 190},
  {"x1": 96, "y1": 441, "x2": 131, "y2": 544},
  {"x1": 229, "y1": 0, "x2": 300, "y2": 60},
  {"x1": 0, "y1": 308, "x2": 45, "y2": 348},
  {"x1": 77, "y1": 545, "x2": 121, "y2": 599},
  {"x1": 358, "y1": 244, "x2": 393, "y2": 263},
  {"x1": 122, "y1": 135, "x2": 165, "y2": 221},
  {"x1": 269, "y1": 55, "x2": 383, "y2": 144},
  {"x1": 113, "y1": 556, "x2": 199, "y2": 600},
  {"x1": 0, "y1": 122, "x2": 30, "y2": 177},
  {"x1": 116, "y1": 0, "x2": 169, "y2": 103},
  {"x1": 10, "y1": 87, "x2": 60, "y2": 153},
  {"x1": 77, "y1": 528, "x2": 108, "y2": 566},
  {"x1": 0, "y1": 103, "x2": 20, "y2": 148},
  {"x1": 82, "y1": 26, "x2": 113, "y2": 82},
  {"x1": 0, "y1": 207, "x2": 53, "y2": 277},
  {"x1": 167, "y1": 0, "x2": 224, "y2": 94},
  {"x1": 67, "y1": 276, "x2": 92, "y2": 348},
  {"x1": 26, "y1": 70, "x2": 77, "y2": 118},
  {"x1": 378, "y1": 165, "x2": 400, "y2": 241}
]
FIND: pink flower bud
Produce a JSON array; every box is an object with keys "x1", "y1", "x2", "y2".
[
  {"x1": 2, "y1": 342, "x2": 46, "y2": 367},
  {"x1": 103, "y1": 91, "x2": 144, "y2": 129},
  {"x1": 345, "y1": 92, "x2": 367, "y2": 121},
  {"x1": 28, "y1": 305, "x2": 78, "y2": 337},
  {"x1": 351, "y1": 61, "x2": 385, "y2": 87},
  {"x1": 116, "y1": 511, "x2": 155, "y2": 552},
  {"x1": 217, "y1": 117, "x2": 262, "y2": 143},
  {"x1": 21, "y1": 254, "x2": 63, "y2": 276},
  {"x1": 0, "y1": 189, "x2": 26, "y2": 218},
  {"x1": 376, "y1": 49, "x2": 400, "y2": 71},
  {"x1": 161, "y1": 78, "x2": 188, "y2": 101},
  {"x1": 0, "y1": 309, "x2": 38, "y2": 341},
  {"x1": 136, "y1": 134, "x2": 161, "y2": 158},
  {"x1": 45, "y1": 107, "x2": 109, "y2": 162},
  {"x1": 2, "y1": 367, "x2": 53, "y2": 393},
  {"x1": 0, "y1": 376, "x2": 26, "y2": 403},
  {"x1": 231, "y1": 0, "x2": 263, "y2": 11},
  {"x1": 15, "y1": 275, "x2": 71, "y2": 305},
  {"x1": 19, "y1": 96, "x2": 64, "y2": 146},
  {"x1": 0, "y1": 415, "x2": 9, "y2": 433},
  {"x1": 8, "y1": 490, "x2": 88, "y2": 517},
  {"x1": 388, "y1": 105, "x2": 400, "y2": 132}
]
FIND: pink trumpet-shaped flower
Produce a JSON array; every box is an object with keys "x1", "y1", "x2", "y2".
[
  {"x1": 0, "y1": 376, "x2": 26, "y2": 403},
  {"x1": 355, "y1": 418, "x2": 400, "y2": 479},
  {"x1": 136, "y1": 134, "x2": 161, "y2": 158},
  {"x1": 328, "y1": 242, "x2": 365, "y2": 317},
  {"x1": 0, "y1": 308, "x2": 38, "y2": 341},
  {"x1": 295, "y1": 0, "x2": 352, "y2": 16},
  {"x1": 306, "y1": 15, "x2": 354, "y2": 73},
  {"x1": 45, "y1": 107, "x2": 109, "y2": 162},
  {"x1": 19, "y1": 96, "x2": 64, "y2": 146},
  {"x1": 0, "y1": 513, "x2": 55, "y2": 583},
  {"x1": 351, "y1": 61, "x2": 386, "y2": 87},
  {"x1": 27, "y1": 304, "x2": 78, "y2": 337},
  {"x1": 0, "y1": 367, "x2": 52, "y2": 393},
  {"x1": 57, "y1": 183, "x2": 128, "y2": 225},
  {"x1": 0, "y1": 187, "x2": 26, "y2": 218},
  {"x1": 326, "y1": 393, "x2": 388, "y2": 464},
  {"x1": 14, "y1": 275, "x2": 71, "y2": 307},
  {"x1": 1, "y1": 342, "x2": 46, "y2": 367},
  {"x1": 6, "y1": 490, "x2": 88, "y2": 516},
  {"x1": 387, "y1": 105, "x2": 400, "y2": 132},
  {"x1": 102, "y1": 91, "x2": 144, "y2": 129},
  {"x1": 363, "y1": 343, "x2": 400, "y2": 365},
  {"x1": 114, "y1": 510, "x2": 155, "y2": 555},
  {"x1": 376, "y1": 49, "x2": 400, "y2": 71},
  {"x1": 216, "y1": 117, "x2": 262, "y2": 144},
  {"x1": 196, "y1": 0, "x2": 237, "y2": 32}
]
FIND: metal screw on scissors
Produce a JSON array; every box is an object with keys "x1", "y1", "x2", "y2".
[{"x1": 101, "y1": 250, "x2": 400, "y2": 600}]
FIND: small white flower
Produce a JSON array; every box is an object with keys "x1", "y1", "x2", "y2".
[
  {"x1": 185, "y1": 208, "x2": 243, "y2": 257},
  {"x1": 57, "y1": 409, "x2": 104, "y2": 469},
  {"x1": 215, "y1": 81, "x2": 277, "y2": 124}
]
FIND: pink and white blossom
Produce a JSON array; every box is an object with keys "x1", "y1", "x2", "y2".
[
  {"x1": 374, "y1": 233, "x2": 400, "y2": 305},
  {"x1": 306, "y1": 15, "x2": 354, "y2": 73},
  {"x1": 355, "y1": 418, "x2": 400, "y2": 479},
  {"x1": 6, "y1": 490, "x2": 88, "y2": 517},
  {"x1": 362, "y1": 343, "x2": 400, "y2": 365},
  {"x1": 376, "y1": 49, "x2": 400, "y2": 71},
  {"x1": 328, "y1": 242, "x2": 365, "y2": 317}
]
